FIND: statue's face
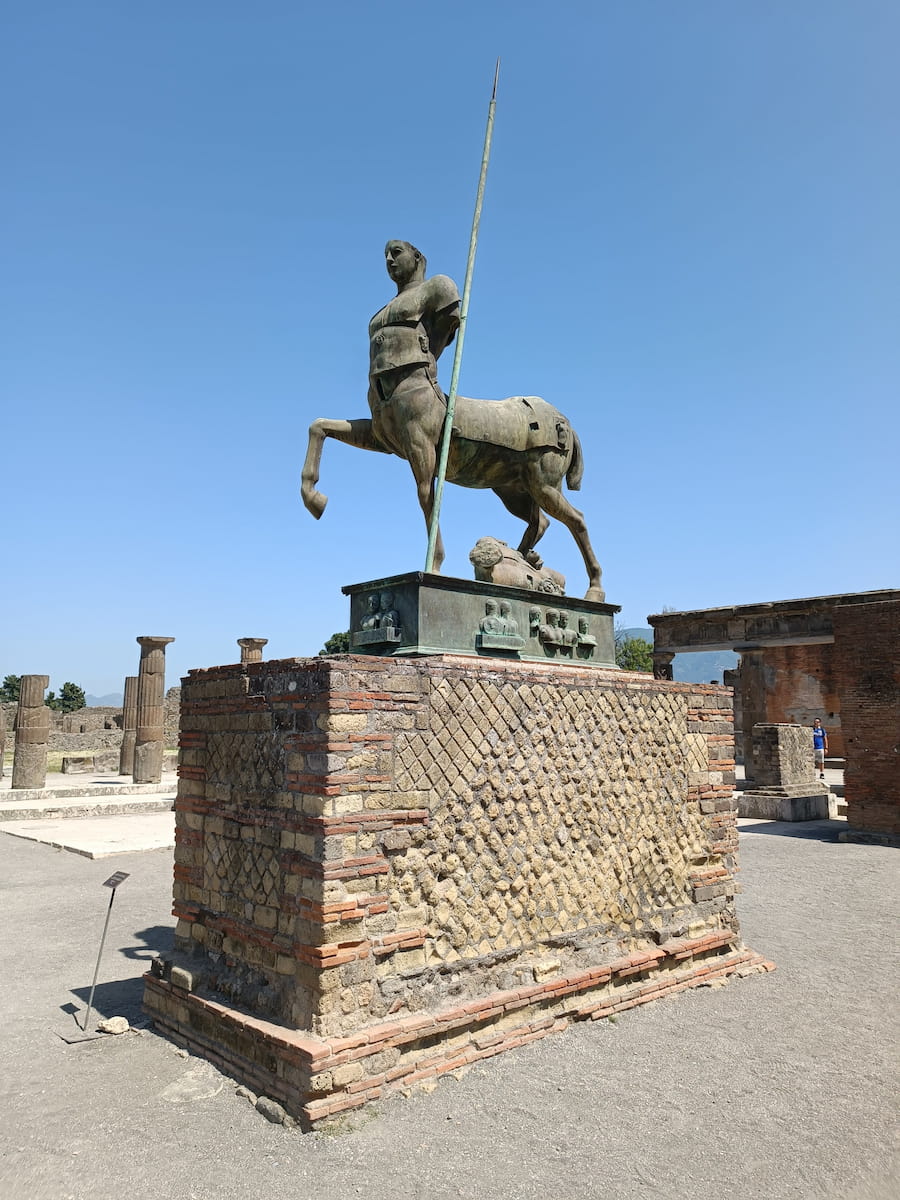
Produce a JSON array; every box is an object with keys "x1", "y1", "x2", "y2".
[
  {"x1": 385, "y1": 241, "x2": 418, "y2": 286},
  {"x1": 558, "y1": 614, "x2": 568, "y2": 628}
]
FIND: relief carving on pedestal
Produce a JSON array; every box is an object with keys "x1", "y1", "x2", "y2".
[
  {"x1": 528, "y1": 609, "x2": 597, "y2": 660},
  {"x1": 352, "y1": 589, "x2": 403, "y2": 647},
  {"x1": 475, "y1": 598, "x2": 525, "y2": 651}
]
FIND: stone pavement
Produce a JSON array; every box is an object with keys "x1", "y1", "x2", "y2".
[
  {"x1": 0, "y1": 771, "x2": 176, "y2": 857},
  {"x1": 0, "y1": 805, "x2": 897, "y2": 1199},
  {"x1": 0, "y1": 810, "x2": 175, "y2": 858}
]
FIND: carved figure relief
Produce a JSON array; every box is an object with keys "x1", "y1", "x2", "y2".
[
  {"x1": 529, "y1": 607, "x2": 542, "y2": 639},
  {"x1": 352, "y1": 592, "x2": 403, "y2": 647},
  {"x1": 528, "y1": 608, "x2": 598, "y2": 659},
  {"x1": 475, "y1": 598, "x2": 525, "y2": 652},
  {"x1": 499, "y1": 600, "x2": 517, "y2": 635},
  {"x1": 558, "y1": 612, "x2": 578, "y2": 648},
  {"x1": 576, "y1": 616, "x2": 597, "y2": 659}
]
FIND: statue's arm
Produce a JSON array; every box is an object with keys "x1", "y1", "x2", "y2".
[{"x1": 425, "y1": 274, "x2": 461, "y2": 361}]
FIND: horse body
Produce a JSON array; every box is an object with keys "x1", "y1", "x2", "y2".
[{"x1": 301, "y1": 376, "x2": 604, "y2": 601}]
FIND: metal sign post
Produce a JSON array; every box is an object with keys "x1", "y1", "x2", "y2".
[{"x1": 81, "y1": 871, "x2": 129, "y2": 1032}]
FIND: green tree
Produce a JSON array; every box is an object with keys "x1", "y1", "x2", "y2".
[
  {"x1": 46, "y1": 682, "x2": 86, "y2": 713},
  {"x1": 614, "y1": 629, "x2": 654, "y2": 673},
  {"x1": 0, "y1": 674, "x2": 21, "y2": 703},
  {"x1": 319, "y1": 631, "x2": 350, "y2": 655}
]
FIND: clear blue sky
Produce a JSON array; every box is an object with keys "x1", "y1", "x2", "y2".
[{"x1": 3, "y1": 1, "x2": 898, "y2": 697}]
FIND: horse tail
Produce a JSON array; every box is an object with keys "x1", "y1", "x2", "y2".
[{"x1": 566, "y1": 428, "x2": 584, "y2": 492}]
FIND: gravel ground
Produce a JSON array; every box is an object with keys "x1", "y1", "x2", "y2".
[{"x1": 0, "y1": 820, "x2": 897, "y2": 1200}]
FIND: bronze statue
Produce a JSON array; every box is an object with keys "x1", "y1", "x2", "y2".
[{"x1": 301, "y1": 241, "x2": 604, "y2": 600}]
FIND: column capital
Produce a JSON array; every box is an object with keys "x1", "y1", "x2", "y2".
[
  {"x1": 137, "y1": 636, "x2": 175, "y2": 650},
  {"x1": 237, "y1": 637, "x2": 268, "y2": 664}
]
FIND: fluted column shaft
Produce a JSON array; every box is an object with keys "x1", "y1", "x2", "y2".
[
  {"x1": 134, "y1": 637, "x2": 175, "y2": 784},
  {"x1": 12, "y1": 675, "x2": 50, "y2": 789},
  {"x1": 118, "y1": 675, "x2": 139, "y2": 777}
]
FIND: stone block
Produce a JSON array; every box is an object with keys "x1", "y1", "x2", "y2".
[{"x1": 738, "y1": 790, "x2": 836, "y2": 822}]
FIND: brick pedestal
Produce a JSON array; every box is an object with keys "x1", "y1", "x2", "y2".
[{"x1": 144, "y1": 654, "x2": 772, "y2": 1127}]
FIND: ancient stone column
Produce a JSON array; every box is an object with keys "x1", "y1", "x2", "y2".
[
  {"x1": 0, "y1": 703, "x2": 6, "y2": 779},
  {"x1": 133, "y1": 637, "x2": 175, "y2": 785},
  {"x1": 118, "y1": 675, "x2": 139, "y2": 777},
  {"x1": 736, "y1": 648, "x2": 767, "y2": 780},
  {"x1": 11, "y1": 675, "x2": 50, "y2": 790},
  {"x1": 237, "y1": 637, "x2": 268, "y2": 665},
  {"x1": 652, "y1": 651, "x2": 675, "y2": 680}
]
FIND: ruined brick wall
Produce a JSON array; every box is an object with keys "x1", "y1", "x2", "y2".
[
  {"x1": 169, "y1": 655, "x2": 740, "y2": 1042},
  {"x1": 741, "y1": 644, "x2": 841, "y2": 764},
  {"x1": 833, "y1": 601, "x2": 900, "y2": 837}
]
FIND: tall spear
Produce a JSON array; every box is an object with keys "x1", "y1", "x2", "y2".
[{"x1": 424, "y1": 60, "x2": 500, "y2": 573}]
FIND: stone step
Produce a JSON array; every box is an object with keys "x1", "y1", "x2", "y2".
[{"x1": 0, "y1": 791, "x2": 175, "y2": 821}]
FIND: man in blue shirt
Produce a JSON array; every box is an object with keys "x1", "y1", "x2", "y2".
[{"x1": 812, "y1": 719, "x2": 828, "y2": 780}]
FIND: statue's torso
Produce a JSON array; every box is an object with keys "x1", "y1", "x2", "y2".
[{"x1": 369, "y1": 276, "x2": 458, "y2": 377}]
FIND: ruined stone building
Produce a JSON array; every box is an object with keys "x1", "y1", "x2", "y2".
[{"x1": 649, "y1": 589, "x2": 900, "y2": 843}]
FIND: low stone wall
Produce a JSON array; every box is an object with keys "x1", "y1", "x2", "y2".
[
  {"x1": 144, "y1": 654, "x2": 771, "y2": 1126},
  {"x1": 1, "y1": 687, "x2": 181, "y2": 755}
]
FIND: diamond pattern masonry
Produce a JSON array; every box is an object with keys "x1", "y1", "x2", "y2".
[{"x1": 144, "y1": 653, "x2": 769, "y2": 1128}]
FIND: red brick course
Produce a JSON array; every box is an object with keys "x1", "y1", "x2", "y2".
[{"x1": 144, "y1": 930, "x2": 773, "y2": 1127}]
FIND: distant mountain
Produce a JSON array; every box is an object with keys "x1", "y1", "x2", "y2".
[
  {"x1": 86, "y1": 692, "x2": 123, "y2": 708},
  {"x1": 618, "y1": 627, "x2": 738, "y2": 684}
]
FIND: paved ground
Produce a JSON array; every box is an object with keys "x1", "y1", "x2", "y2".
[{"x1": 0, "y1": 813, "x2": 897, "y2": 1200}]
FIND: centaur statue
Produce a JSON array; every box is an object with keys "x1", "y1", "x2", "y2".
[{"x1": 300, "y1": 240, "x2": 604, "y2": 601}]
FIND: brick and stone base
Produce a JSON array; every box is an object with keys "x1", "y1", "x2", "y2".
[
  {"x1": 738, "y1": 723, "x2": 835, "y2": 821},
  {"x1": 144, "y1": 654, "x2": 773, "y2": 1127}
]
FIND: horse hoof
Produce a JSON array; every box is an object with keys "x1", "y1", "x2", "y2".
[
  {"x1": 584, "y1": 586, "x2": 606, "y2": 603},
  {"x1": 302, "y1": 489, "x2": 328, "y2": 520}
]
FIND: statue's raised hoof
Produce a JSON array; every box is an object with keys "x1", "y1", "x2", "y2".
[
  {"x1": 302, "y1": 489, "x2": 328, "y2": 520},
  {"x1": 584, "y1": 586, "x2": 606, "y2": 603}
]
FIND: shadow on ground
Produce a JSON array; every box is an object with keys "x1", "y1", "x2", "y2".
[
  {"x1": 65, "y1": 925, "x2": 173, "y2": 1024},
  {"x1": 69, "y1": 975, "x2": 150, "y2": 1024},
  {"x1": 739, "y1": 819, "x2": 844, "y2": 842}
]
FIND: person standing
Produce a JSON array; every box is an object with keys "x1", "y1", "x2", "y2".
[{"x1": 812, "y1": 718, "x2": 829, "y2": 780}]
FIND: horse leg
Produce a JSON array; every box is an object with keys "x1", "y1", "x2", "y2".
[
  {"x1": 300, "y1": 417, "x2": 382, "y2": 519},
  {"x1": 527, "y1": 473, "x2": 605, "y2": 602},
  {"x1": 493, "y1": 487, "x2": 549, "y2": 557},
  {"x1": 408, "y1": 438, "x2": 445, "y2": 572}
]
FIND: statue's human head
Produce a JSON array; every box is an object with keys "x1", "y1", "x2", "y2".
[
  {"x1": 380, "y1": 590, "x2": 395, "y2": 610},
  {"x1": 485, "y1": 599, "x2": 498, "y2": 615},
  {"x1": 558, "y1": 613, "x2": 568, "y2": 628},
  {"x1": 499, "y1": 600, "x2": 511, "y2": 617},
  {"x1": 385, "y1": 240, "x2": 426, "y2": 288},
  {"x1": 366, "y1": 593, "x2": 379, "y2": 613},
  {"x1": 546, "y1": 609, "x2": 559, "y2": 626},
  {"x1": 578, "y1": 617, "x2": 589, "y2": 634}
]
